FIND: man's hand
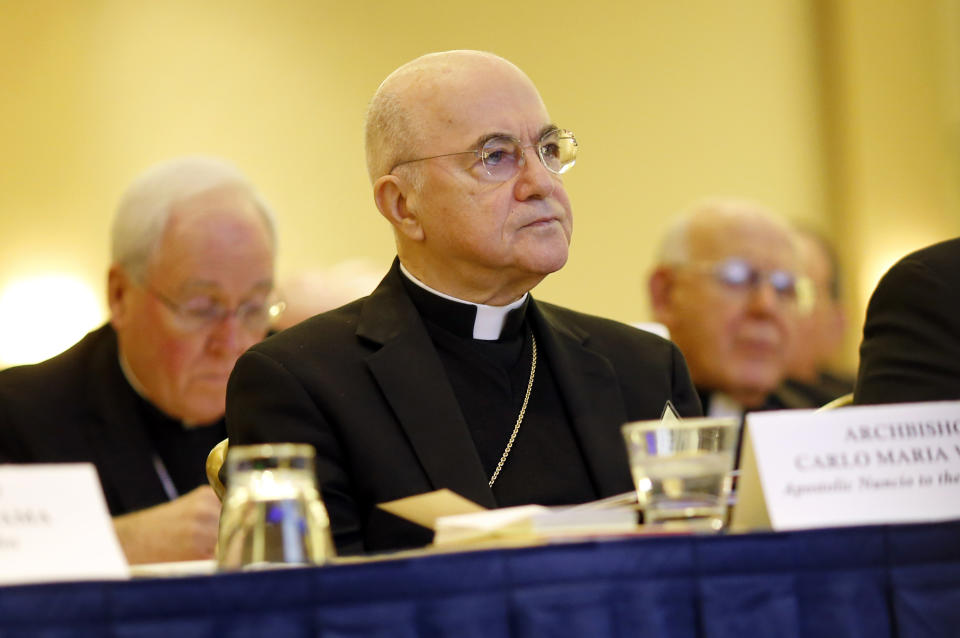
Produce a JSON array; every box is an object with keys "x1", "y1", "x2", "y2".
[{"x1": 113, "y1": 485, "x2": 221, "y2": 564}]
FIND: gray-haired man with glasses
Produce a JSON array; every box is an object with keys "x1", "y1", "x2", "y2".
[
  {"x1": 648, "y1": 198, "x2": 809, "y2": 417},
  {"x1": 0, "y1": 156, "x2": 279, "y2": 564},
  {"x1": 226, "y1": 50, "x2": 701, "y2": 555}
]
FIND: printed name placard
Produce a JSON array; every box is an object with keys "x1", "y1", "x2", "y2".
[
  {"x1": 0, "y1": 463, "x2": 129, "y2": 585},
  {"x1": 746, "y1": 400, "x2": 960, "y2": 530}
]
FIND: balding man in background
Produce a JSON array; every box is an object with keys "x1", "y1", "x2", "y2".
[
  {"x1": 648, "y1": 199, "x2": 808, "y2": 417},
  {"x1": 0, "y1": 156, "x2": 279, "y2": 563},
  {"x1": 227, "y1": 50, "x2": 701, "y2": 555}
]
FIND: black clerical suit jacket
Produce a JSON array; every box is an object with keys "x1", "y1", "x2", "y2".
[
  {"x1": 226, "y1": 262, "x2": 702, "y2": 554},
  {"x1": 855, "y1": 237, "x2": 960, "y2": 404},
  {"x1": 0, "y1": 324, "x2": 215, "y2": 514}
]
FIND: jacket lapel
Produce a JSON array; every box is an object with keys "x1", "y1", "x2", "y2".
[
  {"x1": 529, "y1": 302, "x2": 635, "y2": 497},
  {"x1": 84, "y1": 326, "x2": 170, "y2": 512},
  {"x1": 357, "y1": 266, "x2": 497, "y2": 508}
]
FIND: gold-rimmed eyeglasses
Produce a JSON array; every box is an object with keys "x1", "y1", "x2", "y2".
[
  {"x1": 390, "y1": 128, "x2": 578, "y2": 182},
  {"x1": 143, "y1": 284, "x2": 285, "y2": 333}
]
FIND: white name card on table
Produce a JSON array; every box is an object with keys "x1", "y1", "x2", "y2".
[
  {"x1": 742, "y1": 401, "x2": 960, "y2": 531},
  {"x1": 0, "y1": 463, "x2": 129, "y2": 585}
]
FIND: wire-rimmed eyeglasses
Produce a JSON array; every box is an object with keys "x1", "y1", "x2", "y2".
[
  {"x1": 390, "y1": 128, "x2": 578, "y2": 182},
  {"x1": 143, "y1": 283, "x2": 285, "y2": 333},
  {"x1": 685, "y1": 258, "x2": 814, "y2": 313}
]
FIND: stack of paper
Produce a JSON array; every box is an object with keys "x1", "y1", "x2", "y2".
[{"x1": 378, "y1": 489, "x2": 639, "y2": 548}]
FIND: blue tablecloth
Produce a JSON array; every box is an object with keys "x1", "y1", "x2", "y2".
[{"x1": 2, "y1": 521, "x2": 959, "y2": 637}]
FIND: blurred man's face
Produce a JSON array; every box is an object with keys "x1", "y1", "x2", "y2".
[
  {"x1": 110, "y1": 185, "x2": 274, "y2": 424},
  {"x1": 397, "y1": 55, "x2": 573, "y2": 304},
  {"x1": 654, "y1": 216, "x2": 801, "y2": 407}
]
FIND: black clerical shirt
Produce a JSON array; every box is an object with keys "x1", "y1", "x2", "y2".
[
  {"x1": 399, "y1": 275, "x2": 599, "y2": 507},
  {"x1": 138, "y1": 397, "x2": 226, "y2": 499}
]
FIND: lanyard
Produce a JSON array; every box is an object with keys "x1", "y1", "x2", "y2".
[{"x1": 151, "y1": 454, "x2": 179, "y2": 501}]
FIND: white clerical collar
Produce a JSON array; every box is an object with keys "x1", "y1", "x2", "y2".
[
  {"x1": 118, "y1": 351, "x2": 150, "y2": 399},
  {"x1": 118, "y1": 351, "x2": 202, "y2": 428},
  {"x1": 706, "y1": 391, "x2": 744, "y2": 419},
  {"x1": 399, "y1": 262, "x2": 528, "y2": 341}
]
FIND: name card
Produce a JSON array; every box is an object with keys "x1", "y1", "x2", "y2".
[
  {"x1": 0, "y1": 463, "x2": 129, "y2": 585},
  {"x1": 746, "y1": 401, "x2": 960, "y2": 530}
]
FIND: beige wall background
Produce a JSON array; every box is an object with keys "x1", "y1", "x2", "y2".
[{"x1": 1, "y1": 0, "x2": 958, "y2": 371}]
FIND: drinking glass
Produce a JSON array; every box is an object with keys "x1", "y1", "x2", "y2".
[
  {"x1": 217, "y1": 443, "x2": 335, "y2": 570},
  {"x1": 621, "y1": 417, "x2": 741, "y2": 531}
]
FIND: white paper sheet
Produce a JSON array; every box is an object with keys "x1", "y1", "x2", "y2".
[{"x1": 0, "y1": 463, "x2": 129, "y2": 585}]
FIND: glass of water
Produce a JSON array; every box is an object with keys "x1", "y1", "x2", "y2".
[
  {"x1": 621, "y1": 417, "x2": 741, "y2": 531},
  {"x1": 217, "y1": 443, "x2": 335, "y2": 570}
]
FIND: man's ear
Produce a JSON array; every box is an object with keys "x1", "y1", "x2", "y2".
[
  {"x1": 107, "y1": 265, "x2": 133, "y2": 330},
  {"x1": 648, "y1": 266, "x2": 677, "y2": 324},
  {"x1": 373, "y1": 174, "x2": 424, "y2": 242}
]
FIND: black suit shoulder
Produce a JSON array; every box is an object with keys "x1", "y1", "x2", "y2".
[
  {"x1": 0, "y1": 325, "x2": 173, "y2": 514},
  {"x1": 536, "y1": 301, "x2": 677, "y2": 359},
  {"x1": 855, "y1": 238, "x2": 960, "y2": 404},
  {"x1": 254, "y1": 298, "x2": 366, "y2": 355},
  {"x1": 241, "y1": 298, "x2": 375, "y2": 399},
  {"x1": 0, "y1": 325, "x2": 109, "y2": 395},
  {"x1": 0, "y1": 325, "x2": 116, "y2": 462},
  {"x1": 535, "y1": 301, "x2": 701, "y2": 415}
]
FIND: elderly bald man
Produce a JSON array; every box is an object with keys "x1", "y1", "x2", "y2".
[
  {"x1": 226, "y1": 50, "x2": 700, "y2": 555},
  {"x1": 0, "y1": 156, "x2": 278, "y2": 563},
  {"x1": 648, "y1": 199, "x2": 808, "y2": 418}
]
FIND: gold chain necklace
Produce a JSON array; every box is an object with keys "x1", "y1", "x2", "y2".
[{"x1": 488, "y1": 333, "x2": 537, "y2": 488}]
